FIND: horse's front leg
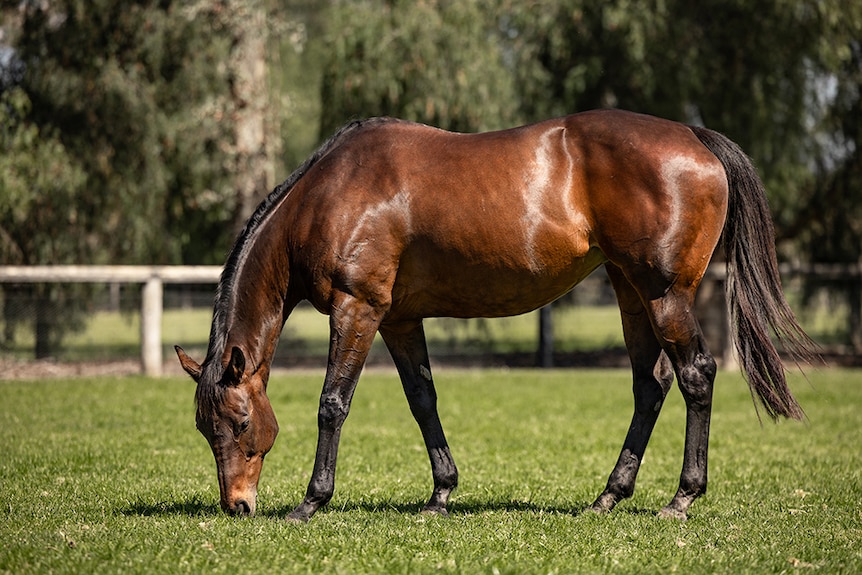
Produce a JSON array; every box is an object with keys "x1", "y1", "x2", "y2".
[
  {"x1": 379, "y1": 320, "x2": 458, "y2": 517},
  {"x1": 287, "y1": 294, "x2": 384, "y2": 523}
]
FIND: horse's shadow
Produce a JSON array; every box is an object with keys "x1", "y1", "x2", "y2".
[
  {"x1": 121, "y1": 497, "x2": 657, "y2": 519},
  {"x1": 293, "y1": 499, "x2": 659, "y2": 518},
  {"x1": 120, "y1": 498, "x2": 219, "y2": 518}
]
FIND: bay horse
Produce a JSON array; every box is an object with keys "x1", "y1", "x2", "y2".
[{"x1": 175, "y1": 109, "x2": 817, "y2": 522}]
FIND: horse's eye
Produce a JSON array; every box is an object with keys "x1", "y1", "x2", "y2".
[{"x1": 235, "y1": 419, "x2": 250, "y2": 436}]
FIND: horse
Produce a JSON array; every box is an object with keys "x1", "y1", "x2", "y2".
[{"x1": 175, "y1": 108, "x2": 818, "y2": 522}]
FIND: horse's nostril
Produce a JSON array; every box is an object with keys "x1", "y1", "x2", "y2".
[
  {"x1": 228, "y1": 499, "x2": 252, "y2": 516},
  {"x1": 237, "y1": 499, "x2": 252, "y2": 516}
]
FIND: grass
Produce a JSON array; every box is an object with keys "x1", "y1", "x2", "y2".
[{"x1": 1, "y1": 367, "x2": 861, "y2": 574}]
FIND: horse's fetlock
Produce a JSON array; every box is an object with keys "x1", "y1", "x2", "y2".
[
  {"x1": 307, "y1": 481, "x2": 335, "y2": 508},
  {"x1": 679, "y1": 460, "x2": 708, "y2": 496},
  {"x1": 437, "y1": 469, "x2": 458, "y2": 491}
]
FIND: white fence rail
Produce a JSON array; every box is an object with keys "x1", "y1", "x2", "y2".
[{"x1": 0, "y1": 266, "x2": 222, "y2": 376}]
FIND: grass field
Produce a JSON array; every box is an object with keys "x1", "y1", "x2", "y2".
[{"x1": 1, "y1": 367, "x2": 860, "y2": 574}]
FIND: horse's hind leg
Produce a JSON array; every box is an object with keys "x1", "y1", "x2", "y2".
[
  {"x1": 649, "y1": 290, "x2": 716, "y2": 520},
  {"x1": 379, "y1": 320, "x2": 458, "y2": 516},
  {"x1": 636, "y1": 276, "x2": 716, "y2": 520},
  {"x1": 591, "y1": 264, "x2": 675, "y2": 513}
]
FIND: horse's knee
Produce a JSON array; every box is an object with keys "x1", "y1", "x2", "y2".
[{"x1": 318, "y1": 392, "x2": 349, "y2": 429}]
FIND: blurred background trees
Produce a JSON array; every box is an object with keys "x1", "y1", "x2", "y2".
[{"x1": 1, "y1": 0, "x2": 861, "y2": 356}]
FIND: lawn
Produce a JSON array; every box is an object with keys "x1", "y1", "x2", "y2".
[{"x1": 1, "y1": 367, "x2": 860, "y2": 574}]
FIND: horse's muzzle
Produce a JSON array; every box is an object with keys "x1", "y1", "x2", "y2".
[{"x1": 223, "y1": 497, "x2": 255, "y2": 517}]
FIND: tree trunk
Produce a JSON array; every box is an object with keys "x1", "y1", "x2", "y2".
[
  {"x1": 230, "y1": 0, "x2": 275, "y2": 236},
  {"x1": 848, "y1": 279, "x2": 862, "y2": 353}
]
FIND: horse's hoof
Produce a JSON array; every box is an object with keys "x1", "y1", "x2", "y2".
[
  {"x1": 587, "y1": 503, "x2": 611, "y2": 515},
  {"x1": 588, "y1": 493, "x2": 616, "y2": 514},
  {"x1": 657, "y1": 506, "x2": 687, "y2": 521},
  {"x1": 286, "y1": 509, "x2": 312, "y2": 523},
  {"x1": 421, "y1": 506, "x2": 450, "y2": 518}
]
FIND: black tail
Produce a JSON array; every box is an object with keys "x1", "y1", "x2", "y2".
[{"x1": 690, "y1": 125, "x2": 820, "y2": 420}]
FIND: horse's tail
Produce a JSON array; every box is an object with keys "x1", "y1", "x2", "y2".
[{"x1": 689, "y1": 125, "x2": 819, "y2": 421}]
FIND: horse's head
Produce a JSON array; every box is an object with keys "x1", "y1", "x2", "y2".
[{"x1": 175, "y1": 345, "x2": 278, "y2": 517}]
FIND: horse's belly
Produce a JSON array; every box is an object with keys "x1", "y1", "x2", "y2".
[{"x1": 389, "y1": 244, "x2": 607, "y2": 319}]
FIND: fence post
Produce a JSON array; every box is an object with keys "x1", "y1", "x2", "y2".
[
  {"x1": 537, "y1": 305, "x2": 554, "y2": 368},
  {"x1": 141, "y1": 276, "x2": 163, "y2": 376}
]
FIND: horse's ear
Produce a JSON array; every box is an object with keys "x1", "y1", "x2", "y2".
[
  {"x1": 225, "y1": 346, "x2": 246, "y2": 386},
  {"x1": 175, "y1": 346, "x2": 202, "y2": 382}
]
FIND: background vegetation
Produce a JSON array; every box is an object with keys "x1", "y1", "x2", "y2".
[
  {"x1": 1, "y1": 0, "x2": 861, "y2": 355},
  {"x1": 1, "y1": 368, "x2": 860, "y2": 574}
]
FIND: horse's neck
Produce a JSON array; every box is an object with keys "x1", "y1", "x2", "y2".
[{"x1": 219, "y1": 240, "x2": 292, "y2": 377}]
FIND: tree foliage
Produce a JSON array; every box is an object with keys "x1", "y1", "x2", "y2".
[
  {"x1": 319, "y1": 0, "x2": 519, "y2": 135},
  {"x1": 1, "y1": 0, "x2": 273, "y2": 355},
  {"x1": 3, "y1": 0, "x2": 257, "y2": 266},
  {"x1": 0, "y1": 87, "x2": 87, "y2": 265},
  {"x1": 2, "y1": 0, "x2": 862, "y2": 353}
]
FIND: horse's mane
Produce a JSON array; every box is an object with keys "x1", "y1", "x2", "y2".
[{"x1": 195, "y1": 117, "x2": 399, "y2": 411}]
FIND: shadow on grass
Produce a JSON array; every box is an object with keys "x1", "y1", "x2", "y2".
[
  {"x1": 120, "y1": 495, "x2": 660, "y2": 520},
  {"x1": 119, "y1": 497, "x2": 220, "y2": 518},
  {"x1": 266, "y1": 498, "x2": 661, "y2": 519}
]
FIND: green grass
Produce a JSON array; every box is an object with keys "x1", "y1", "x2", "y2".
[{"x1": 1, "y1": 368, "x2": 861, "y2": 574}]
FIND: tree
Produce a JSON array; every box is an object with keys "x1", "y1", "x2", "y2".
[
  {"x1": 9, "y1": 1, "x2": 237, "y2": 265},
  {"x1": 319, "y1": 0, "x2": 520, "y2": 136},
  {"x1": 796, "y1": 39, "x2": 862, "y2": 348},
  {"x1": 270, "y1": 0, "x2": 329, "y2": 174},
  {"x1": 0, "y1": 87, "x2": 91, "y2": 357},
  {"x1": 1, "y1": 1, "x2": 279, "y2": 356}
]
